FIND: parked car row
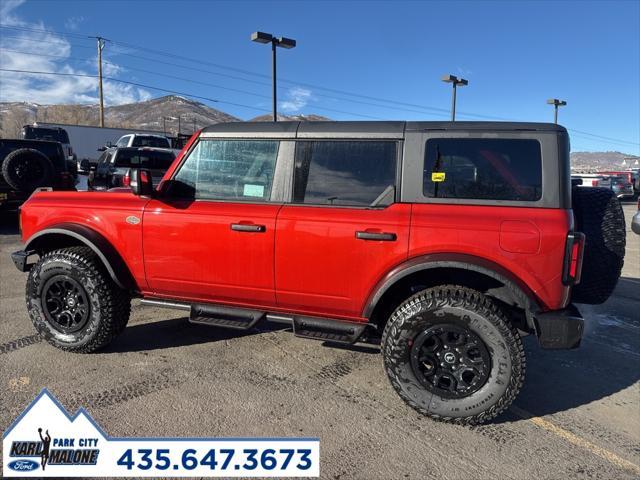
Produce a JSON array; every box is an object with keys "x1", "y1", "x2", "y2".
[{"x1": 571, "y1": 172, "x2": 636, "y2": 199}]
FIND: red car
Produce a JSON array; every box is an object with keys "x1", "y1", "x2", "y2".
[{"x1": 11, "y1": 121, "x2": 626, "y2": 424}]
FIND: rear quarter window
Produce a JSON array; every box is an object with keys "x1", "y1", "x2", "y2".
[{"x1": 423, "y1": 138, "x2": 542, "y2": 201}]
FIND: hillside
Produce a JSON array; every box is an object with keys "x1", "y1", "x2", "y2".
[
  {"x1": 0, "y1": 96, "x2": 239, "y2": 138},
  {"x1": 570, "y1": 151, "x2": 640, "y2": 172},
  {"x1": 250, "y1": 113, "x2": 331, "y2": 122}
]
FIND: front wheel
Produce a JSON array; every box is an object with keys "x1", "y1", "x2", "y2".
[
  {"x1": 26, "y1": 246, "x2": 131, "y2": 352},
  {"x1": 381, "y1": 285, "x2": 525, "y2": 425}
]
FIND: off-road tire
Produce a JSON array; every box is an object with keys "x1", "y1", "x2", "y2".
[
  {"x1": 26, "y1": 246, "x2": 131, "y2": 352},
  {"x1": 571, "y1": 187, "x2": 625, "y2": 304},
  {"x1": 1, "y1": 148, "x2": 54, "y2": 192},
  {"x1": 381, "y1": 285, "x2": 525, "y2": 425}
]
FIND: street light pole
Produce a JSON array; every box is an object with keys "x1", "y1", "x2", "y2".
[
  {"x1": 251, "y1": 31, "x2": 296, "y2": 122},
  {"x1": 546, "y1": 98, "x2": 567, "y2": 124},
  {"x1": 441, "y1": 74, "x2": 468, "y2": 121}
]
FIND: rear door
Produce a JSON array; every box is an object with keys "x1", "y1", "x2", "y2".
[
  {"x1": 142, "y1": 138, "x2": 286, "y2": 306},
  {"x1": 275, "y1": 140, "x2": 411, "y2": 319}
]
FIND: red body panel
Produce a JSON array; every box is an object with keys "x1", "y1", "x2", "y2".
[
  {"x1": 20, "y1": 191, "x2": 150, "y2": 289},
  {"x1": 274, "y1": 204, "x2": 412, "y2": 319},
  {"x1": 142, "y1": 199, "x2": 281, "y2": 305},
  {"x1": 409, "y1": 204, "x2": 572, "y2": 310}
]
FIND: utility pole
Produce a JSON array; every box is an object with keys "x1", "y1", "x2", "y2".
[{"x1": 96, "y1": 37, "x2": 106, "y2": 127}]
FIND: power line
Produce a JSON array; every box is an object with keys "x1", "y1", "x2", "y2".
[
  {"x1": 2, "y1": 24, "x2": 639, "y2": 145},
  {"x1": 0, "y1": 67, "x2": 271, "y2": 113}
]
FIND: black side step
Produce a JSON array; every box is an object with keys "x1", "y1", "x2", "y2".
[
  {"x1": 190, "y1": 304, "x2": 266, "y2": 330},
  {"x1": 292, "y1": 316, "x2": 366, "y2": 344}
]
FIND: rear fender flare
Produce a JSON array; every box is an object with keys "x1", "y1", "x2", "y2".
[
  {"x1": 24, "y1": 223, "x2": 135, "y2": 290},
  {"x1": 363, "y1": 253, "x2": 541, "y2": 319}
]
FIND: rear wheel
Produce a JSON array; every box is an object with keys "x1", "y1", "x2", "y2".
[
  {"x1": 381, "y1": 285, "x2": 525, "y2": 425},
  {"x1": 26, "y1": 246, "x2": 131, "y2": 352}
]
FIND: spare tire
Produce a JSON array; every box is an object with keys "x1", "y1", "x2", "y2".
[
  {"x1": 571, "y1": 187, "x2": 625, "y2": 304},
  {"x1": 1, "y1": 148, "x2": 55, "y2": 192}
]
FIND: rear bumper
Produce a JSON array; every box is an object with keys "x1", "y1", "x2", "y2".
[{"x1": 534, "y1": 304, "x2": 583, "y2": 349}]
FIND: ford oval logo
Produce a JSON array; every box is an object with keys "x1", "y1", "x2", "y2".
[{"x1": 8, "y1": 459, "x2": 39, "y2": 471}]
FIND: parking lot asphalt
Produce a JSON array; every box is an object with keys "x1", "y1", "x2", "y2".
[{"x1": 1, "y1": 202, "x2": 638, "y2": 479}]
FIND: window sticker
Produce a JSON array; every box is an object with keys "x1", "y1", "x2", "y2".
[
  {"x1": 243, "y1": 184, "x2": 265, "y2": 197},
  {"x1": 431, "y1": 172, "x2": 446, "y2": 182}
]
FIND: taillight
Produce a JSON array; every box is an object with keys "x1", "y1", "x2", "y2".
[
  {"x1": 563, "y1": 232, "x2": 585, "y2": 286},
  {"x1": 591, "y1": 180, "x2": 599, "y2": 186},
  {"x1": 123, "y1": 170, "x2": 131, "y2": 187}
]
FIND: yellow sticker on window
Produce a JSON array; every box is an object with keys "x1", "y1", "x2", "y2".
[{"x1": 431, "y1": 172, "x2": 446, "y2": 182}]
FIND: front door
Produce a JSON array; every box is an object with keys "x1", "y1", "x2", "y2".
[
  {"x1": 143, "y1": 138, "x2": 283, "y2": 307},
  {"x1": 275, "y1": 140, "x2": 411, "y2": 319}
]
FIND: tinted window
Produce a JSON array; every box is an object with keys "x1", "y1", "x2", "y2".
[
  {"x1": 114, "y1": 149, "x2": 175, "y2": 169},
  {"x1": 293, "y1": 141, "x2": 397, "y2": 206},
  {"x1": 23, "y1": 127, "x2": 70, "y2": 144},
  {"x1": 131, "y1": 136, "x2": 171, "y2": 148},
  {"x1": 423, "y1": 138, "x2": 542, "y2": 201},
  {"x1": 172, "y1": 140, "x2": 279, "y2": 201}
]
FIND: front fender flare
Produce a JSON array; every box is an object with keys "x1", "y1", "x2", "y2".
[
  {"x1": 24, "y1": 223, "x2": 135, "y2": 290},
  {"x1": 362, "y1": 253, "x2": 541, "y2": 318}
]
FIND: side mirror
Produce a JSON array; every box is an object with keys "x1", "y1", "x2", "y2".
[
  {"x1": 130, "y1": 169, "x2": 154, "y2": 196},
  {"x1": 80, "y1": 159, "x2": 91, "y2": 170}
]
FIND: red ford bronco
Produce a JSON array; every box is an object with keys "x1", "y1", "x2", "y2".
[{"x1": 12, "y1": 121, "x2": 626, "y2": 424}]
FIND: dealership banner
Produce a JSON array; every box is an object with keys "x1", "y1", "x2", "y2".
[{"x1": 2, "y1": 389, "x2": 319, "y2": 477}]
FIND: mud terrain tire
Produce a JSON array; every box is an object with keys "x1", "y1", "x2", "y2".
[
  {"x1": 1, "y1": 148, "x2": 54, "y2": 192},
  {"x1": 571, "y1": 187, "x2": 625, "y2": 304},
  {"x1": 381, "y1": 285, "x2": 525, "y2": 425},
  {"x1": 26, "y1": 246, "x2": 130, "y2": 352}
]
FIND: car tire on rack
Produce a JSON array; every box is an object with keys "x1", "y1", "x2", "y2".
[
  {"x1": 571, "y1": 186, "x2": 625, "y2": 304},
  {"x1": 381, "y1": 285, "x2": 525, "y2": 425},
  {"x1": 26, "y1": 246, "x2": 131, "y2": 352},
  {"x1": 1, "y1": 148, "x2": 54, "y2": 192}
]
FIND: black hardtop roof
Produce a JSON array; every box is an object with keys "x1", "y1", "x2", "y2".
[{"x1": 201, "y1": 120, "x2": 567, "y2": 137}]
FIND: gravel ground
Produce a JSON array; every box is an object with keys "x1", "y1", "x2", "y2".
[{"x1": 1, "y1": 202, "x2": 638, "y2": 479}]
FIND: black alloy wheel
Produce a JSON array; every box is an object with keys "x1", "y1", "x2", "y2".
[
  {"x1": 410, "y1": 324, "x2": 491, "y2": 399},
  {"x1": 41, "y1": 275, "x2": 90, "y2": 333}
]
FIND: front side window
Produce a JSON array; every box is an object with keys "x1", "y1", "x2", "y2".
[
  {"x1": 293, "y1": 141, "x2": 397, "y2": 207},
  {"x1": 423, "y1": 138, "x2": 542, "y2": 201},
  {"x1": 172, "y1": 140, "x2": 279, "y2": 201}
]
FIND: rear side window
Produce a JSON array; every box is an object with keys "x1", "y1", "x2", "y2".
[
  {"x1": 172, "y1": 140, "x2": 279, "y2": 201},
  {"x1": 131, "y1": 136, "x2": 170, "y2": 148},
  {"x1": 423, "y1": 138, "x2": 542, "y2": 201},
  {"x1": 293, "y1": 141, "x2": 397, "y2": 207}
]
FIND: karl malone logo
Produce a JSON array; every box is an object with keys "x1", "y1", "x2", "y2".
[{"x1": 4, "y1": 389, "x2": 102, "y2": 475}]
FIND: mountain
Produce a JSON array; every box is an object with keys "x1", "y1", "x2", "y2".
[
  {"x1": 570, "y1": 151, "x2": 640, "y2": 172},
  {"x1": 0, "y1": 95, "x2": 239, "y2": 138},
  {"x1": 250, "y1": 113, "x2": 331, "y2": 122}
]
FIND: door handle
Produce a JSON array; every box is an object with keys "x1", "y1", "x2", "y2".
[
  {"x1": 355, "y1": 231, "x2": 397, "y2": 241},
  {"x1": 231, "y1": 223, "x2": 266, "y2": 233}
]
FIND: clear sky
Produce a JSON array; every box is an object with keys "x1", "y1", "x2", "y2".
[{"x1": 0, "y1": 0, "x2": 638, "y2": 154}]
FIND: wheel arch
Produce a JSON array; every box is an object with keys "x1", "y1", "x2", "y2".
[
  {"x1": 24, "y1": 223, "x2": 136, "y2": 290},
  {"x1": 364, "y1": 253, "x2": 541, "y2": 332}
]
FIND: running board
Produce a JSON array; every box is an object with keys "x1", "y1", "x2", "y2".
[
  {"x1": 189, "y1": 304, "x2": 265, "y2": 330},
  {"x1": 293, "y1": 316, "x2": 366, "y2": 344}
]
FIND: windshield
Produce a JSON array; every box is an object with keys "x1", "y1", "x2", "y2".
[
  {"x1": 131, "y1": 136, "x2": 170, "y2": 148},
  {"x1": 23, "y1": 127, "x2": 70, "y2": 143}
]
